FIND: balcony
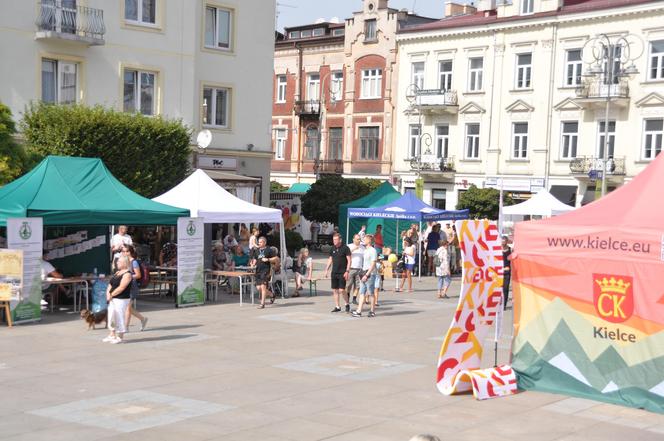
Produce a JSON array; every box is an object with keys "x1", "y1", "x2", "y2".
[
  {"x1": 408, "y1": 89, "x2": 458, "y2": 115},
  {"x1": 314, "y1": 159, "x2": 344, "y2": 175},
  {"x1": 574, "y1": 79, "x2": 629, "y2": 108},
  {"x1": 569, "y1": 156, "x2": 626, "y2": 176},
  {"x1": 294, "y1": 100, "x2": 320, "y2": 117},
  {"x1": 35, "y1": 1, "x2": 105, "y2": 46},
  {"x1": 407, "y1": 156, "x2": 455, "y2": 173}
]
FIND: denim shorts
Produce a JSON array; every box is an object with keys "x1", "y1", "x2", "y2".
[
  {"x1": 359, "y1": 275, "x2": 376, "y2": 296},
  {"x1": 438, "y1": 275, "x2": 451, "y2": 291}
]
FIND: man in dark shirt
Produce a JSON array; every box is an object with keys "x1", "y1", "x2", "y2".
[
  {"x1": 250, "y1": 237, "x2": 277, "y2": 309},
  {"x1": 502, "y1": 235, "x2": 512, "y2": 310},
  {"x1": 324, "y1": 233, "x2": 351, "y2": 313}
]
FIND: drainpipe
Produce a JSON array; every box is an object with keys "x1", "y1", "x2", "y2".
[{"x1": 544, "y1": 24, "x2": 558, "y2": 190}]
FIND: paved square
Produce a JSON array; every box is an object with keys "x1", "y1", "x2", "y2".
[
  {"x1": 275, "y1": 353, "x2": 424, "y2": 380},
  {"x1": 29, "y1": 390, "x2": 233, "y2": 433},
  {"x1": 259, "y1": 311, "x2": 350, "y2": 325}
]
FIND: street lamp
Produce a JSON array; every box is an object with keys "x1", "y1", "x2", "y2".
[{"x1": 581, "y1": 33, "x2": 643, "y2": 197}]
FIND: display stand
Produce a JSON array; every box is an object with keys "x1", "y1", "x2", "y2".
[{"x1": 0, "y1": 301, "x2": 11, "y2": 327}]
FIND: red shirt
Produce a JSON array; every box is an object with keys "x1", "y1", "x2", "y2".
[{"x1": 374, "y1": 231, "x2": 384, "y2": 248}]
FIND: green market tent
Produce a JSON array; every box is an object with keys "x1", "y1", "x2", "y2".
[
  {"x1": 286, "y1": 183, "x2": 311, "y2": 194},
  {"x1": 0, "y1": 156, "x2": 189, "y2": 226},
  {"x1": 338, "y1": 181, "x2": 401, "y2": 249}
]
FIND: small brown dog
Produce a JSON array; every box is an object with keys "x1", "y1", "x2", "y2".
[{"x1": 80, "y1": 309, "x2": 107, "y2": 330}]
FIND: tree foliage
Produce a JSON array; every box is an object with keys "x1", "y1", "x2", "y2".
[
  {"x1": 270, "y1": 180, "x2": 288, "y2": 193},
  {"x1": 301, "y1": 175, "x2": 382, "y2": 224},
  {"x1": 0, "y1": 102, "x2": 31, "y2": 185},
  {"x1": 20, "y1": 103, "x2": 192, "y2": 197},
  {"x1": 456, "y1": 185, "x2": 514, "y2": 220}
]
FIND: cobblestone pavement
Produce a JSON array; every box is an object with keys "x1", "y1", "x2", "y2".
[{"x1": 2, "y1": 253, "x2": 663, "y2": 440}]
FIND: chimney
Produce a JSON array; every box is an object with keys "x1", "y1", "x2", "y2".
[
  {"x1": 476, "y1": 0, "x2": 496, "y2": 12},
  {"x1": 445, "y1": 1, "x2": 477, "y2": 17}
]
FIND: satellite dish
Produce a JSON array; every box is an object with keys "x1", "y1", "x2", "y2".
[{"x1": 196, "y1": 129, "x2": 212, "y2": 149}]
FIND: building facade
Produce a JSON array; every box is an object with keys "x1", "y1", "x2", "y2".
[
  {"x1": 270, "y1": 0, "x2": 436, "y2": 186},
  {"x1": 394, "y1": 0, "x2": 664, "y2": 209},
  {"x1": 0, "y1": 0, "x2": 274, "y2": 205}
]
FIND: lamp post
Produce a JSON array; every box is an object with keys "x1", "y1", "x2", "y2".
[
  {"x1": 581, "y1": 33, "x2": 642, "y2": 197},
  {"x1": 313, "y1": 72, "x2": 340, "y2": 180}
]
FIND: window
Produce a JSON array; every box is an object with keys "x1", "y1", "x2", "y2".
[
  {"x1": 123, "y1": 69, "x2": 156, "y2": 115},
  {"x1": 597, "y1": 120, "x2": 616, "y2": 159},
  {"x1": 313, "y1": 28, "x2": 325, "y2": 37},
  {"x1": 330, "y1": 71, "x2": 343, "y2": 102},
  {"x1": 205, "y1": 6, "x2": 232, "y2": 50},
  {"x1": 516, "y1": 53, "x2": 532, "y2": 89},
  {"x1": 432, "y1": 189, "x2": 446, "y2": 210},
  {"x1": 304, "y1": 126, "x2": 319, "y2": 160},
  {"x1": 438, "y1": 60, "x2": 453, "y2": 91},
  {"x1": 274, "y1": 129, "x2": 286, "y2": 160},
  {"x1": 643, "y1": 119, "x2": 663, "y2": 160},
  {"x1": 512, "y1": 122, "x2": 529, "y2": 159},
  {"x1": 649, "y1": 40, "x2": 664, "y2": 81},
  {"x1": 468, "y1": 57, "x2": 483, "y2": 92},
  {"x1": 328, "y1": 127, "x2": 343, "y2": 160},
  {"x1": 364, "y1": 19, "x2": 377, "y2": 42},
  {"x1": 289, "y1": 30, "x2": 300, "y2": 39},
  {"x1": 307, "y1": 73, "x2": 320, "y2": 101},
  {"x1": 125, "y1": 0, "x2": 156, "y2": 25},
  {"x1": 332, "y1": 28, "x2": 345, "y2": 36},
  {"x1": 202, "y1": 86, "x2": 230, "y2": 127},
  {"x1": 41, "y1": 59, "x2": 77, "y2": 104},
  {"x1": 301, "y1": 29, "x2": 312, "y2": 38},
  {"x1": 565, "y1": 49, "x2": 583, "y2": 87},
  {"x1": 435, "y1": 125, "x2": 449, "y2": 158},
  {"x1": 276, "y1": 75, "x2": 287, "y2": 103},
  {"x1": 465, "y1": 123, "x2": 480, "y2": 159},
  {"x1": 411, "y1": 62, "x2": 425, "y2": 90},
  {"x1": 409, "y1": 124, "x2": 421, "y2": 158},
  {"x1": 560, "y1": 122, "x2": 579, "y2": 159},
  {"x1": 359, "y1": 127, "x2": 379, "y2": 160},
  {"x1": 602, "y1": 45, "x2": 622, "y2": 85},
  {"x1": 521, "y1": 0, "x2": 533, "y2": 14},
  {"x1": 361, "y1": 69, "x2": 382, "y2": 99}
]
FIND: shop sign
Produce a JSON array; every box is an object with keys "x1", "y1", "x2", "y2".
[{"x1": 198, "y1": 155, "x2": 237, "y2": 170}]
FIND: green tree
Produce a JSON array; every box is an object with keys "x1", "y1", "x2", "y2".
[
  {"x1": 301, "y1": 175, "x2": 382, "y2": 224},
  {"x1": 0, "y1": 102, "x2": 30, "y2": 184},
  {"x1": 20, "y1": 103, "x2": 192, "y2": 197},
  {"x1": 270, "y1": 180, "x2": 288, "y2": 193},
  {"x1": 456, "y1": 185, "x2": 514, "y2": 220}
]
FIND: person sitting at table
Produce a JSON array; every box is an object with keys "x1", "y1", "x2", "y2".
[
  {"x1": 223, "y1": 233, "x2": 238, "y2": 251},
  {"x1": 159, "y1": 242, "x2": 177, "y2": 267},
  {"x1": 231, "y1": 245, "x2": 250, "y2": 269},
  {"x1": 212, "y1": 243, "x2": 229, "y2": 271},
  {"x1": 293, "y1": 248, "x2": 313, "y2": 296},
  {"x1": 40, "y1": 254, "x2": 67, "y2": 309}
]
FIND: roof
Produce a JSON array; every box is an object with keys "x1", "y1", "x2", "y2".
[
  {"x1": 347, "y1": 191, "x2": 469, "y2": 222},
  {"x1": 0, "y1": 156, "x2": 188, "y2": 226},
  {"x1": 399, "y1": 0, "x2": 659, "y2": 34},
  {"x1": 503, "y1": 189, "x2": 575, "y2": 217},
  {"x1": 286, "y1": 183, "x2": 311, "y2": 194}
]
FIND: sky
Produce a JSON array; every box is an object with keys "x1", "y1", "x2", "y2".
[{"x1": 275, "y1": 0, "x2": 446, "y2": 31}]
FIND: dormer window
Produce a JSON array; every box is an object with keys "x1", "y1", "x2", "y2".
[
  {"x1": 289, "y1": 30, "x2": 300, "y2": 39},
  {"x1": 301, "y1": 29, "x2": 312, "y2": 38},
  {"x1": 313, "y1": 28, "x2": 324, "y2": 37},
  {"x1": 364, "y1": 19, "x2": 377, "y2": 43},
  {"x1": 521, "y1": 0, "x2": 534, "y2": 15},
  {"x1": 332, "y1": 28, "x2": 345, "y2": 36}
]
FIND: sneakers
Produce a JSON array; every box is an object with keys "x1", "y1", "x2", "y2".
[
  {"x1": 102, "y1": 335, "x2": 115, "y2": 343},
  {"x1": 109, "y1": 337, "x2": 123, "y2": 344},
  {"x1": 140, "y1": 317, "x2": 148, "y2": 331},
  {"x1": 368, "y1": 311, "x2": 376, "y2": 318},
  {"x1": 351, "y1": 311, "x2": 361, "y2": 318},
  {"x1": 331, "y1": 307, "x2": 342, "y2": 313},
  {"x1": 345, "y1": 304, "x2": 351, "y2": 313},
  {"x1": 352, "y1": 297, "x2": 358, "y2": 305}
]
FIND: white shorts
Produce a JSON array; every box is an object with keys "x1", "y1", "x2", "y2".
[
  {"x1": 427, "y1": 250, "x2": 436, "y2": 257},
  {"x1": 109, "y1": 298, "x2": 130, "y2": 334}
]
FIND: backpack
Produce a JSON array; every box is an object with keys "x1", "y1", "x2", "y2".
[
  {"x1": 433, "y1": 253, "x2": 442, "y2": 267},
  {"x1": 138, "y1": 260, "x2": 150, "y2": 288}
]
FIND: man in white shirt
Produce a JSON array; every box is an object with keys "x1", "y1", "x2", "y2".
[
  {"x1": 346, "y1": 234, "x2": 365, "y2": 308},
  {"x1": 352, "y1": 234, "x2": 377, "y2": 318},
  {"x1": 111, "y1": 226, "x2": 132, "y2": 264}
]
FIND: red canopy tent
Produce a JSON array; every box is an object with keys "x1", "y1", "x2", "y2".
[{"x1": 511, "y1": 153, "x2": 664, "y2": 413}]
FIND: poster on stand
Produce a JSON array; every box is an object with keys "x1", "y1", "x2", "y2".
[
  {"x1": 7, "y1": 218, "x2": 43, "y2": 323},
  {"x1": 176, "y1": 217, "x2": 204, "y2": 307},
  {"x1": 0, "y1": 249, "x2": 23, "y2": 302}
]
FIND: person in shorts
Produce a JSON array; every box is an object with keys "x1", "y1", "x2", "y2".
[
  {"x1": 346, "y1": 234, "x2": 364, "y2": 307},
  {"x1": 324, "y1": 233, "x2": 351, "y2": 313},
  {"x1": 352, "y1": 234, "x2": 377, "y2": 318},
  {"x1": 250, "y1": 237, "x2": 277, "y2": 309}
]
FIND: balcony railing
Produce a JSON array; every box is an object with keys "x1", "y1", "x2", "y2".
[
  {"x1": 294, "y1": 100, "x2": 320, "y2": 116},
  {"x1": 575, "y1": 79, "x2": 629, "y2": 99},
  {"x1": 412, "y1": 89, "x2": 458, "y2": 108},
  {"x1": 314, "y1": 159, "x2": 344, "y2": 175},
  {"x1": 569, "y1": 156, "x2": 626, "y2": 176},
  {"x1": 408, "y1": 156, "x2": 455, "y2": 173},
  {"x1": 35, "y1": 1, "x2": 105, "y2": 45}
]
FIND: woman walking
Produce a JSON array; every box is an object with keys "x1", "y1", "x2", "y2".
[
  {"x1": 103, "y1": 256, "x2": 133, "y2": 344},
  {"x1": 122, "y1": 245, "x2": 148, "y2": 331},
  {"x1": 502, "y1": 236, "x2": 512, "y2": 310},
  {"x1": 398, "y1": 237, "x2": 415, "y2": 292}
]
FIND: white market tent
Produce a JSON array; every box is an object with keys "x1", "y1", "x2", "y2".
[
  {"x1": 153, "y1": 169, "x2": 287, "y2": 295},
  {"x1": 502, "y1": 189, "x2": 575, "y2": 217}
]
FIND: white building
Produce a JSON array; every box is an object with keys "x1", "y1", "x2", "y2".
[
  {"x1": 394, "y1": 0, "x2": 664, "y2": 209},
  {"x1": 0, "y1": 0, "x2": 275, "y2": 205}
]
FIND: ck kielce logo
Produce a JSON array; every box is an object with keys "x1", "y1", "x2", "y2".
[
  {"x1": 186, "y1": 221, "x2": 196, "y2": 236},
  {"x1": 592, "y1": 274, "x2": 637, "y2": 343},
  {"x1": 19, "y1": 222, "x2": 32, "y2": 240}
]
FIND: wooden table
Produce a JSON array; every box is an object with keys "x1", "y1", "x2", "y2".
[
  {"x1": 152, "y1": 266, "x2": 177, "y2": 297},
  {"x1": 43, "y1": 276, "x2": 92, "y2": 312},
  {"x1": 206, "y1": 270, "x2": 255, "y2": 305}
]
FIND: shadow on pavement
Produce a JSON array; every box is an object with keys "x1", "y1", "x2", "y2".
[
  {"x1": 378, "y1": 310, "x2": 424, "y2": 317},
  {"x1": 143, "y1": 324, "x2": 203, "y2": 332},
  {"x1": 124, "y1": 334, "x2": 198, "y2": 344}
]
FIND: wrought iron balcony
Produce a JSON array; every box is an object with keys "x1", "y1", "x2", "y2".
[
  {"x1": 409, "y1": 89, "x2": 458, "y2": 114},
  {"x1": 575, "y1": 79, "x2": 629, "y2": 100},
  {"x1": 569, "y1": 156, "x2": 625, "y2": 176},
  {"x1": 35, "y1": 1, "x2": 105, "y2": 46},
  {"x1": 294, "y1": 100, "x2": 320, "y2": 116},
  {"x1": 407, "y1": 156, "x2": 455, "y2": 173},
  {"x1": 314, "y1": 159, "x2": 344, "y2": 175}
]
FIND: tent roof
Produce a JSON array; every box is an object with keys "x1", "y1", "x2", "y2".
[
  {"x1": 286, "y1": 183, "x2": 311, "y2": 194},
  {"x1": 535, "y1": 153, "x2": 664, "y2": 229},
  {"x1": 153, "y1": 169, "x2": 282, "y2": 224},
  {"x1": 340, "y1": 181, "x2": 399, "y2": 210},
  {"x1": 0, "y1": 156, "x2": 189, "y2": 226},
  {"x1": 503, "y1": 189, "x2": 575, "y2": 217},
  {"x1": 348, "y1": 191, "x2": 469, "y2": 221}
]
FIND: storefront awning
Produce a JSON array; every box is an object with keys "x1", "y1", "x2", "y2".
[{"x1": 203, "y1": 170, "x2": 260, "y2": 182}]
